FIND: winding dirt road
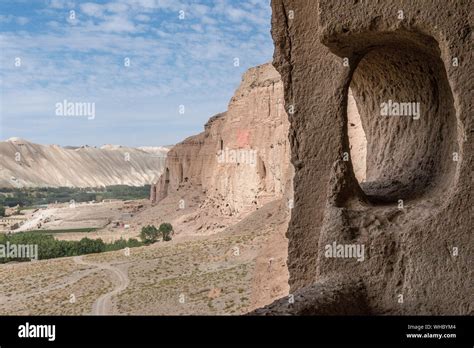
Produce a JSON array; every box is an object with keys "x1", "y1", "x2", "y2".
[{"x1": 73, "y1": 256, "x2": 130, "y2": 315}]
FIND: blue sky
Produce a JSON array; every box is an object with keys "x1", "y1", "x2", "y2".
[{"x1": 0, "y1": 0, "x2": 273, "y2": 146}]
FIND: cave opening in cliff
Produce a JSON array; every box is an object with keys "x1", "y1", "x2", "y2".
[
  {"x1": 178, "y1": 163, "x2": 184, "y2": 183},
  {"x1": 258, "y1": 157, "x2": 267, "y2": 180},
  {"x1": 164, "y1": 167, "x2": 170, "y2": 193},
  {"x1": 347, "y1": 41, "x2": 457, "y2": 203}
]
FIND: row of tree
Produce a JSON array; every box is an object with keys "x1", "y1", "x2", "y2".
[
  {"x1": 0, "y1": 232, "x2": 142, "y2": 263},
  {"x1": 0, "y1": 185, "x2": 151, "y2": 208},
  {"x1": 140, "y1": 223, "x2": 173, "y2": 244},
  {"x1": 0, "y1": 222, "x2": 174, "y2": 263}
]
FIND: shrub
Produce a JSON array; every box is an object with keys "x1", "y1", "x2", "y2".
[
  {"x1": 159, "y1": 223, "x2": 173, "y2": 242},
  {"x1": 0, "y1": 206, "x2": 5, "y2": 217},
  {"x1": 140, "y1": 225, "x2": 160, "y2": 244},
  {"x1": 104, "y1": 238, "x2": 143, "y2": 252},
  {"x1": 127, "y1": 238, "x2": 142, "y2": 247},
  {"x1": 77, "y1": 238, "x2": 105, "y2": 254}
]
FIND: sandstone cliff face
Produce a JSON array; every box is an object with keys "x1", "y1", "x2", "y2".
[
  {"x1": 152, "y1": 63, "x2": 293, "y2": 222},
  {"x1": 0, "y1": 138, "x2": 168, "y2": 188},
  {"x1": 145, "y1": 64, "x2": 292, "y2": 308},
  {"x1": 257, "y1": 0, "x2": 472, "y2": 315}
]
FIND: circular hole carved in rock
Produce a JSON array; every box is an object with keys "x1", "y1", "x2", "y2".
[{"x1": 348, "y1": 44, "x2": 457, "y2": 203}]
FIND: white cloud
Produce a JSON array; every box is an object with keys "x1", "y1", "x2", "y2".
[
  {"x1": 80, "y1": 3, "x2": 105, "y2": 17},
  {"x1": 193, "y1": 4, "x2": 210, "y2": 16},
  {"x1": 106, "y1": 2, "x2": 129, "y2": 13},
  {"x1": 48, "y1": 0, "x2": 76, "y2": 9},
  {"x1": 0, "y1": 15, "x2": 30, "y2": 26},
  {"x1": 135, "y1": 14, "x2": 151, "y2": 21},
  {"x1": 97, "y1": 15, "x2": 138, "y2": 33},
  {"x1": 16, "y1": 17, "x2": 30, "y2": 25},
  {"x1": 190, "y1": 24, "x2": 203, "y2": 33},
  {"x1": 0, "y1": 0, "x2": 273, "y2": 146}
]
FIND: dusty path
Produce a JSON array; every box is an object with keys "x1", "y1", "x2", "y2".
[
  {"x1": 73, "y1": 256, "x2": 130, "y2": 315},
  {"x1": 15, "y1": 208, "x2": 58, "y2": 232}
]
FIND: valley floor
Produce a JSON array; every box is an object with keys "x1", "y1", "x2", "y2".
[{"x1": 0, "y1": 199, "x2": 289, "y2": 315}]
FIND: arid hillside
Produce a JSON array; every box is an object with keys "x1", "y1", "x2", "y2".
[
  {"x1": 0, "y1": 138, "x2": 169, "y2": 188},
  {"x1": 152, "y1": 63, "x2": 294, "y2": 233},
  {"x1": 0, "y1": 63, "x2": 294, "y2": 315},
  {"x1": 0, "y1": 197, "x2": 290, "y2": 315}
]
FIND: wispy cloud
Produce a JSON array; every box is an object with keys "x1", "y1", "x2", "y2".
[
  {"x1": 0, "y1": 14, "x2": 30, "y2": 25},
  {"x1": 0, "y1": 0, "x2": 273, "y2": 147}
]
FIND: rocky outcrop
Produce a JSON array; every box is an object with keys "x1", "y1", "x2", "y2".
[
  {"x1": 251, "y1": 276, "x2": 370, "y2": 315},
  {"x1": 151, "y1": 63, "x2": 293, "y2": 222},
  {"x1": 259, "y1": 0, "x2": 472, "y2": 315},
  {"x1": 0, "y1": 138, "x2": 169, "y2": 188}
]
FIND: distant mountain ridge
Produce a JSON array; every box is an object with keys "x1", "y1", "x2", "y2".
[{"x1": 0, "y1": 138, "x2": 169, "y2": 188}]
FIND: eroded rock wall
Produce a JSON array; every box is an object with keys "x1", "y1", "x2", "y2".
[
  {"x1": 269, "y1": 0, "x2": 472, "y2": 314},
  {"x1": 152, "y1": 63, "x2": 293, "y2": 220}
]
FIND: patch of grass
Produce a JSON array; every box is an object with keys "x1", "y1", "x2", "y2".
[{"x1": 26, "y1": 228, "x2": 99, "y2": 234}]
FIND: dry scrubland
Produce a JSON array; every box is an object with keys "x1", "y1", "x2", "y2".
[
  {"x1": 0, "y1": 63, "x2": 293, "y2": 315},
  {"x1": 0, "y1": 200, "x2": 289, "y2": 315},
  {"x1": 0, "y1": 258, "x2": 113, "y2": 315}
]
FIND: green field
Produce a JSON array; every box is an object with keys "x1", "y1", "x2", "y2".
[
  {"x1": 0, "y1": 185, "x2": 151, "y2": 208},
  {"x1": 24, "y1": 228, "x2": 99, "y2": 235}
]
